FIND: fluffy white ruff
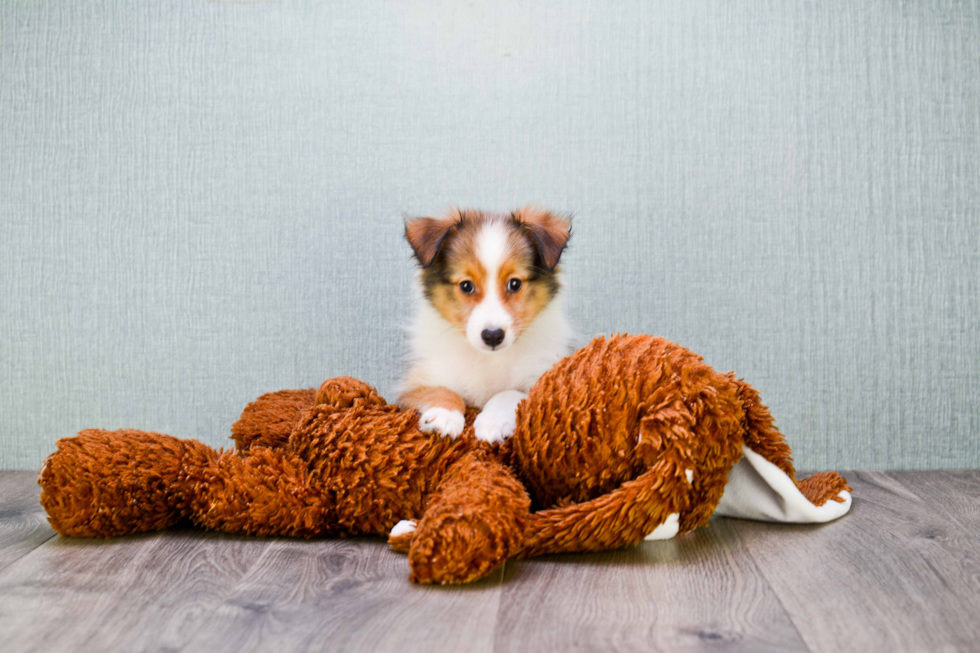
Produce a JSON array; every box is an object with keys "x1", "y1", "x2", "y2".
[
  {"x1": 403, "y1": 293, "x2": 573, "y2": 408},
  {"x1": 715, "y1": 446, "x2": 853, "y2": 523}
]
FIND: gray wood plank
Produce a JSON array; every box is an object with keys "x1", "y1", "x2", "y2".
[
  {"x1": 888, "y1": 470, "x2": 980, "y2": 537},
  {"x1": 0, "y1": 471, "x2": 56, "y2": 572},
  {"x1": 3, "y1": 470, "x2": 977, "y2": 652},
  {"x1": 0, "y1": 527, "x2": 272, "y2": 653},
  {"x1": 494, "y1": 518, "x2": 809, "y2": 653},
  {"x1": 729, "y1": 471, "x2": 980, "y2": 653},
  {"x1": 180, "y1": 538, "x2": 504, "y2": 653}
]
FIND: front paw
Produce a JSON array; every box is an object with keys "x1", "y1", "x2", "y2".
[
  {"x1": 418, "y1": 407, "x2": 465, "y2": 438},
  {"x1": 474, "y1": 407, "x2": 517, "y2": 444},
  {"x1": 474, "y1": 390, "x2": 526, "y2": 443}
]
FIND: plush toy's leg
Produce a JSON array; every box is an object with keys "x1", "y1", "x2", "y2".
[
  {"x1": 518, "y1": 458, "x2": 692, "y2": 558},
  {"x1": 187, "y1": 446, "x2": 335, "y2": 538},
  {"x1": 394, "y1": 451, "x2": 530, "y2": 585},
  {"x1": 39, "y1": 429, "x2": 216, "y2": 538},
  {"x1": 41, "y1": 428, "x2": 338, "y2": 539},
  {"x1": 518, "y1": 392, "x2": 706, "y2": 558}
]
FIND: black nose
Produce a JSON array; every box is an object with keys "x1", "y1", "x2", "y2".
[{"x1": 481, "y1": 328, "x2": 505, "y2": 348}]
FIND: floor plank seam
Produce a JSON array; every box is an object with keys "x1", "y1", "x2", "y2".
[
  {"x1": 723, "y1": 519, "x2": 815, "y2": 653},
  {"x1": 171, "y1": 538, "x2": 277, "y2": 653},
  {"x1": 491, "y1": 559, "x2": 506, "y2": 653},
  {"x1": 883, "y1": 471, "x2": 979, "y2": 541},
  {"x1": 0, "y1": 531, "x2": 58, "y2": 575}
]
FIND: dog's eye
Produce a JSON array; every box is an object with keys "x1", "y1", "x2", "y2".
[
  {"x1": 459, "y1": 280, "x2": 475, "y2": 294},
  {"x1": 507, "y1": 278, "x2": 523, "y2": 292}
]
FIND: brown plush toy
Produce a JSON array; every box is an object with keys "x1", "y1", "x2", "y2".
[{"x1": 39, "y1": 335, "x2": 852, "y2": 585}]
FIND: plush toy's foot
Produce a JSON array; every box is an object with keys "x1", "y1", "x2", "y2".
[
  {"x1": 714, "y1": 446, "x2": 852, "y2": 523},
  {"x1": 644, "y1": 513, "x2": 681, "y2": 540},
  {"x1": 797, "y1": 471, "x2": 852, "y2": 507},
  {"x1": 388, "y1": 520, "x2": 417, "y2": 553},
  {"x1": 40, "y1": 429, "x2": 215, "y2": 538}
]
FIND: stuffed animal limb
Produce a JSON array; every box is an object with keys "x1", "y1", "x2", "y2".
[
  {"x1": 39, "y1": 429, "x2": 214, "y2": 538},
  {"x1": 39, "y1": 429, "x2": 336, "y2": 539},
  {"x1": 518, "y1": 460, "x2": 690, "y2": 558},
  {"x1": 398, "y1": 450, "x2": 530, "y2": 584}
]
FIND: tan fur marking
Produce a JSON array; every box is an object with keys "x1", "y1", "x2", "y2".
[
  {"x1": 502, "y1": 275, "x2": 552, "y2": 331},
  {"x1": 405, "y1": 216, "x2": 458, "y2": 267},
  {"x1": 398, "y1": 384, "x2": 466, "y2": 414},
  {"x1": 426, "y1": 222, "x2": 485, "y2": 332},
  {"x1": 513, "y1": 207, "x2": 571, "y2": 270}
]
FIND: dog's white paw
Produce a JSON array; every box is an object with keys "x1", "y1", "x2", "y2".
[
  {"x1": 474, "y1": 390, "x2": 527, "y2": 444},
  {"x1": 418, "y1": 407, "x2": 465, "y2": 438}
]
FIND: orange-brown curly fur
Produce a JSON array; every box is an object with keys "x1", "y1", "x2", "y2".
[{"x1": 39, "y1": 335, "x2": 850, "y2": 584}]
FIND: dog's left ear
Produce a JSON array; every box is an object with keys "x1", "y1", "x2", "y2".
[
  {"x1": 405, "y1": 216, "x2": 456, "y2": 267},
  {"x1": 514, "y1": 208, "x2": 571, "y2": 270}
]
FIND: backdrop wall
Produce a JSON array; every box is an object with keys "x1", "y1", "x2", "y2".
[{"x1": 2, "y1": 1, "x2": 978, "y2": 470}]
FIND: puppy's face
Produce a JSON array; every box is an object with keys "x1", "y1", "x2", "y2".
[{"x1": 406, "y1": 208, "x2": 571, "y2": 353}]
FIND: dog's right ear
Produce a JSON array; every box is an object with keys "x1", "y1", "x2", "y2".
[{"x1": 405, "y1": 216, "x2": 456, "y2": 267}]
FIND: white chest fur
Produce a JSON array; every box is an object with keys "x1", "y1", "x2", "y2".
[{"x1": 404, "y1": 298, "x2": 573, "y2": 407}]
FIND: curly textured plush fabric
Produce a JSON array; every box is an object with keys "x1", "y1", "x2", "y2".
[{"x1": 39, "y1": 335, "x2": 850, "y2": 584}]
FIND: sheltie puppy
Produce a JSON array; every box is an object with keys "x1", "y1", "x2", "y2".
[{"x1": 398, "y1": 207, "x2": 574, "y2": 443}]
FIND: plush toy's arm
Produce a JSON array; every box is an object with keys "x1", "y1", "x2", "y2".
[
  {"x1": 230, "y1": 377, "x2": 389, "y2": 452},
  {"x1": 187, "y1": 446, "x2": 335, "y2": 537},
  {"x1": 231, "y1": 388, "x2": 317, "y2": 451},
  {"x1": 518, "y1": 459, "x2": 692, "y2": 558},
  {"x1": 389, "y1": 450, "x2": 531, "y2": 585}
]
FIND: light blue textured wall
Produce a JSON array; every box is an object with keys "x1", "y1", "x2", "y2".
[{"x1": 2, "y1": 1, "x2": 978, "y2": 470}]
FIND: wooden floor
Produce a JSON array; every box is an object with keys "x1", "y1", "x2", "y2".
[{"x1": 0, "y1": 471, "x2": 978, "y2": 653}]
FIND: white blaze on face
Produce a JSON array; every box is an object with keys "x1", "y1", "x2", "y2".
[{"x1": 467, "y1": 220, "x2": 515, "y2": 352}]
